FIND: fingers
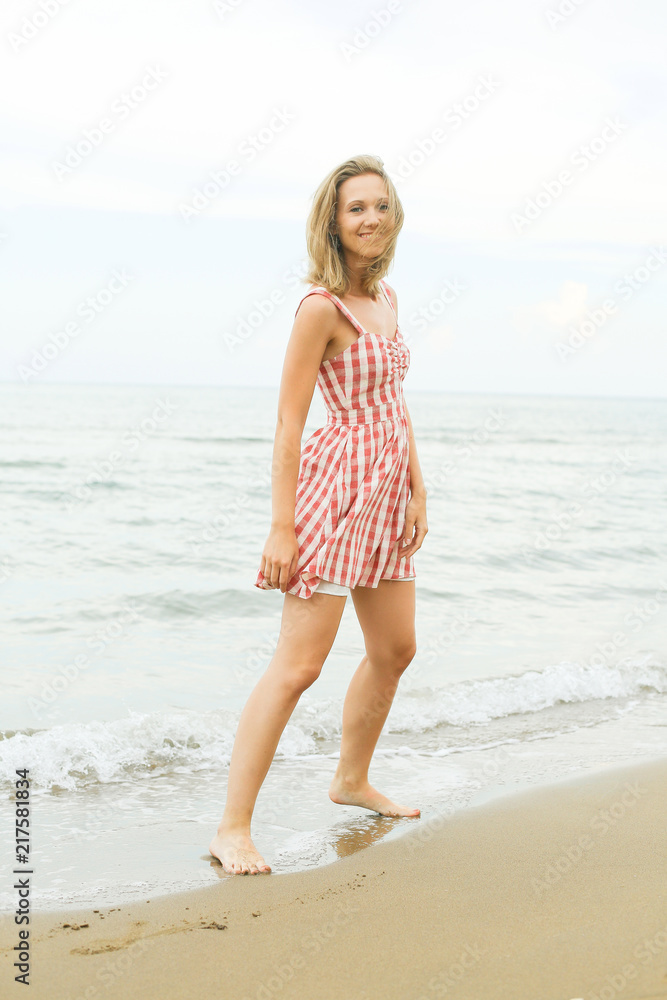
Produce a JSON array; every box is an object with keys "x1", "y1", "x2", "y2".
[
  {"x1": 264, "y1": 557, "x2": 280, "y2": 590},
  {"x1": 278, "y1": 553, "x2": 299, "y2": 592},
  {"x1": 286, "y1": 554, "x2": 299, "y2": 591},
  {"x1": 271, "y1": 563, "x2": 284, "y2": 590},
  {"x1": 264, "y1": 557, "x2": 297, "y2": 591},
  {"x1": 400, "y1": 524, "x2": 428, "y2": 559},
  {"x1": 260, "y1": 557, "x2": 274, "y2": 588}
]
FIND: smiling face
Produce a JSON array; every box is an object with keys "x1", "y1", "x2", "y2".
[{"x1": 334, "y1": 172, "x2": 391, "y2": 261}]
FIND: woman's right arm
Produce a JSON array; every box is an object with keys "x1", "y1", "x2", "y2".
[{"x1": 260, "y1": 293, "x2": 336, "y2": 593}]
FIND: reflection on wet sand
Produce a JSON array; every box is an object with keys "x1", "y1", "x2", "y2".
[
  {"x1": 206, "y1": 812, "x2": 418, "y2": 879},
  {"x1": 330, "y1": 814, "x2": 407, "y2": 860}
]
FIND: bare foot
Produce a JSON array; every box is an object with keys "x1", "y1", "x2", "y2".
[
  {"x1": 208, "y1": 830, "x2": 271, "y2": 875},
  {"x1": 329, "y1": 777, "x2": 420, "y2": 817}
]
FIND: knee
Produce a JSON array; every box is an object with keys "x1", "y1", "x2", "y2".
[
  {"x1": 395, "y1": 638, "x2": 417, "y2": 673},
  {"x1": 373, "y1": 638, "x2": 417, "y2": 675},
  {"x1": 282, "y1": 659, "x2": 325, "y2": 694}
]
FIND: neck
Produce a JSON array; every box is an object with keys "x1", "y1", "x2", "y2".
[{"x1": 342, "y1": 253, "x2": 379, "y2": 298}]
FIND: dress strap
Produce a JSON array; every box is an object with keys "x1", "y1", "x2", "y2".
[
  {"x1": 379, "y1": 279, "x2": 397, "y2": 319},
  {"x1": 295, "y1": 286, "x2": 330, "y2": 312},
  {"x1": 295, "y1": 286, "x2": 366, "y2": 336}
]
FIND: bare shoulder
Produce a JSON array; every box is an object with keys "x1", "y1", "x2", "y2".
[
  {"x1": 382, "y1": 281, "x2": 398, "y2": 312},
  {"x1": 287, "y1": 288, "x2": 339, "y2": 365},
  {"x1": 294, "y1": 288, "x2": 338, "y2": 331}
]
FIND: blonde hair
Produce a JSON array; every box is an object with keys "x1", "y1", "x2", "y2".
[{"x1": 303, "y1": 154, "x2": 404, "y2": 298}]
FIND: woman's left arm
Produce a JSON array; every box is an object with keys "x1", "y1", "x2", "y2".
[
  {"x1": 401, "y1": 400, "x2": 428, "y2": 558},
  {"x1": 384, "y1": 282, "x2": 428, "y2": 558}
]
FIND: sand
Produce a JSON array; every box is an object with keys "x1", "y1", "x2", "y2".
[{"x1": 2, "y1": 755, "x2": 667, "y2": 1000}]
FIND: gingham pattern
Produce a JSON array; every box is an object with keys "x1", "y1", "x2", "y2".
[{"x1": 254, "y1": 278, "x2": 415, "y2": 600}]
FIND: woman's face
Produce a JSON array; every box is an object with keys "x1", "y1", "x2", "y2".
[{"x1": 334, "y1": 172, "x2": 390, "y2": 261}]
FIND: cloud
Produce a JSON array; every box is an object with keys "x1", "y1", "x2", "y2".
[
  {"x1": 423, "y1": 324, "x2": 457, "y2": 355},
  {"x1": 513, "y1": 281, "x2": 589, "y2": 341}
]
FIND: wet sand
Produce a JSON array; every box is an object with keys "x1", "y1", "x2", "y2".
[{"x1": 2, "y1": 755, "x2": 666, "y2": 1000}]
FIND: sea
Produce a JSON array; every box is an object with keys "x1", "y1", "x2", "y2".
[{"x1": 1, "y1": 382, "x2": 666, "y2": 912}]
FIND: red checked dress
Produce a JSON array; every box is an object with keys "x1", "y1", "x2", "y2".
[{"x1": 254, "y1": 277, "x2": 416, "y2": 600}]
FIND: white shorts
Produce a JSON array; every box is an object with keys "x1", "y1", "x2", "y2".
[{"x1": 316, "y1": 577, "x2": 415, "y2": 597}]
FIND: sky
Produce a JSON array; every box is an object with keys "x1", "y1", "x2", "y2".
[{"x1": 1, "y1": 0, "x2": 666, "y2": 398}]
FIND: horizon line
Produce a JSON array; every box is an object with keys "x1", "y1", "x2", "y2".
[{"x1": 0, "y1": 380, "x2": 665, "y2": 403}]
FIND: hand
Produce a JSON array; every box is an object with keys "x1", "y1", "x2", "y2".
[
  {"x1": 260, "y1": 526, "x2": 300, "y2": 592},
  {"x1": 400, "y1": 492, "x2": 428, "y2": 559}
]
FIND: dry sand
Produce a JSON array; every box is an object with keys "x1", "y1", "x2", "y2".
[{"x1": 2, "y1": 755, "x2": 667, "y2": 1000}]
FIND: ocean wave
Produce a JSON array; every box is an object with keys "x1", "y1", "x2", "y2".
[
  {"x1": 0, "y1": 459, "x2": 65, "y2": 469},
  {"x1": 174, "y1": 435, "x2": 272, "y2": 444},
  {"x1": 1, "y1": 655, "x2": 664, "y2": 793},
  {"x1": 6, "y1": 589, "x2": 260, "y2": 628}
]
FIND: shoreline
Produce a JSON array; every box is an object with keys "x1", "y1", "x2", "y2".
[{"x1": 2, "y1": 753, "x2": 667, "y2": 999}]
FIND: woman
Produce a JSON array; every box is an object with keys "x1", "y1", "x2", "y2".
[{"x1": 209, "y1": 154, "x2": 428, "y2": 875}]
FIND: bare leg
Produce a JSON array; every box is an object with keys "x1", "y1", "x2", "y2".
[
  {"x1": 209, "y1": 590, "x2": 346, "y2": 874},
  {"x1": 329, "y1": 579, "x2": 420, "y2": 817}
]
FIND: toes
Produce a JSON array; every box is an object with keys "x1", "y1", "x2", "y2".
[{"x1": 216, "y1": 845, "x2": 271, "y2": 875}]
